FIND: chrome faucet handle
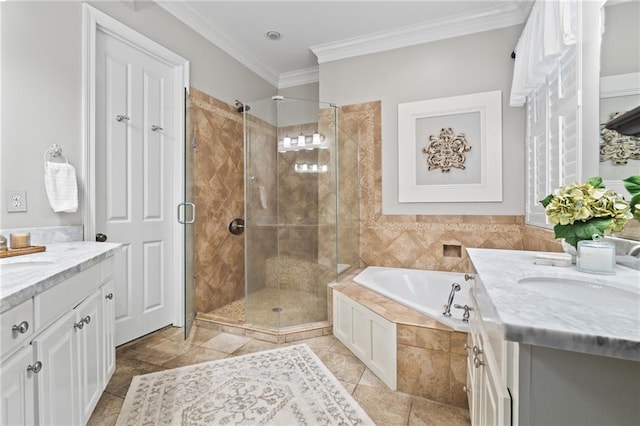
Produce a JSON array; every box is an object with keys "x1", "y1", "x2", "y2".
[
  {"x1": 454, "y1": 304, "x2": 472, "y2": 322},
  {"x1": 464, "y1": 274, "x2": 475, "y2": 281}
]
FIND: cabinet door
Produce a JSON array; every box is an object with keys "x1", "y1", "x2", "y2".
[
  {"x1": 33, "y1": 309, "x2": 80, "y2": 426},
  {"x1": 0, "y1": 345, "x2": 35, "y2": 425},
  {"x1": 76, "y1": 291, "x2": 103, "y2": 424},
  {"x1": 101, "y1": 280, "x2": 116, "y2": 384}
]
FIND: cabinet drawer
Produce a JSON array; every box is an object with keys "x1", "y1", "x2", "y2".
[
  {"x1": 34, "y1": 264, "x2": 101, "y2": 332},
  {"x1": 0, "y1": 298, "x2": 34, "y2": 359}
]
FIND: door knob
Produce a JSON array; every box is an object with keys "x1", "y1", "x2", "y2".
[{"x1": 96, "y1": 233, "x2": 108, "y2": 242}]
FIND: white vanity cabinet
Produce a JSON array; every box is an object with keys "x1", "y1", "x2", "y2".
[
  {"x1": 0, "y1": 345, "x2": 35, "y2": 425},
  {"x1": 0, "y1": 255, "x2": 116, "y2": 425},
  {"x1": 467, "y1": 275, "x2": 640, "y2": 426},
  {"x1": 466, "y1": 290, "x2": 512, "y2": 426}
]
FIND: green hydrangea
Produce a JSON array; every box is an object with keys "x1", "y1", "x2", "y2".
[{"x1": 540, "y1": 177, "x2": 632, "y2": 248}]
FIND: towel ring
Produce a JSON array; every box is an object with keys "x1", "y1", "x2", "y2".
[{"x1": 43, "y1": 144, "x2": 68, "y2": 163}]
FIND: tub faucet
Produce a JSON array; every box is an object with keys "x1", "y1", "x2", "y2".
[{"x1": 442, "y1": 283, "x2": 461, "y2": 317}]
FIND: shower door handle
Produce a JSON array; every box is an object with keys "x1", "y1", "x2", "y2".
[{"x1": 177, "y1": 202, "x2": 196, "y2": 224}]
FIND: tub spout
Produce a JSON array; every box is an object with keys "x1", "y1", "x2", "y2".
[{"x1": 442, "y1": 282, "x2": 461, "y2": 317}]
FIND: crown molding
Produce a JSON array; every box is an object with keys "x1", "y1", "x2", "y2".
[
  {"x1": 311, "y1": 3, "x2": 527, "y2": 64},
  {"x1": 156, "y1": 1, "x2": 280, "y2": 87},
  {"x1": 278, "y1": 67, "x2": 319, "y2": 89}
]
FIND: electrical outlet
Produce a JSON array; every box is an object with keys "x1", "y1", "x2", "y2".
[{"x1": 6, "y1": 190, "x2": 27, "y2": 212}]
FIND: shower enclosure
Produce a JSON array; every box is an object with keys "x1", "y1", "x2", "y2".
[{"x1": 241, "y1": 96, "x2": 358, "y2": 330}]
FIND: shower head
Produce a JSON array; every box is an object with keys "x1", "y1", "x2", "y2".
[{"x1": 234, "y1": 100, "x2": 250, "y2": 113}]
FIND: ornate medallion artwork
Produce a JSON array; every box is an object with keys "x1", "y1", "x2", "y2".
[
  {"x1": 600, "y1": 112, "x2": 640, "y2": 165},
  {"x1": 116, "y1": 344, "x2": 373, "y2": 425},
  {"x1": 423, "y1": 127, "x2": 471, "y2": 172}
]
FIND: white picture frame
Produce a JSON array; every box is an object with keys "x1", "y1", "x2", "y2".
[{"x1": 398, "y1": 90, "x2": 503, "y2": 203}]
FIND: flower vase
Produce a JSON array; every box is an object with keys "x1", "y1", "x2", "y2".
[{"x1": 561, "y1": 240, "x2": 577, "y2": 264}]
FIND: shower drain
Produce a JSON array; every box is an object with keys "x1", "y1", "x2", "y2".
[{"x1": 271, "y1": 307, "x2": 283, "y2": 313}]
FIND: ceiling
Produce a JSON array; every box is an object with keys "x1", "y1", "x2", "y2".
[{"x1": 156, "y1": 1, "x2": 533, "y2": 88}]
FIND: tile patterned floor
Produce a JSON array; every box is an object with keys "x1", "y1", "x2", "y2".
[{"x1": 88, "y1": 325, "x2": 471, "y2": 426}]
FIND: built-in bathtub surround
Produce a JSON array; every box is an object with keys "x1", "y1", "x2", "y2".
[
  {"x1": 341, "y1": 102, "x2": 525, "y2": 272},
  {"x1": 331, "y1": 278, "x2": 469, "y2": 409},
  {"x1": 190, "y1": 88, "x2": 245, "y2": 313},
  {"x1": 522, "y1": 224, "x2": 563, "y2": 252}
]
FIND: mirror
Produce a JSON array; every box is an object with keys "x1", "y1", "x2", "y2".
[{"x1": 599, "y1": 1, "x2": 640, "y2": 196}]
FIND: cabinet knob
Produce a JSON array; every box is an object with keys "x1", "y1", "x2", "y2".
[
  {"x1": 12, "y1": 320, "x2": 29, "y2": 334},
  {"x1": 105, "y1": 293, "x2": 114, "y2": 300},
  {"x1": 27, "y1": 361, "x2": 42, "y2": 374},
  {"x1": 472, "y1": 345, "x2": 483, "y2": 356},
  {"x1": 74, "y1": 319, "x2": 85, "y2": 330},
  {"x1": 83, "y1": 315, "x2": 91, "y2": 325}
]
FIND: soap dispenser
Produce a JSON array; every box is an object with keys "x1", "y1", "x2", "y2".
[{"x1": 576, "y1": 234, "x2": 616, "y2": 274}]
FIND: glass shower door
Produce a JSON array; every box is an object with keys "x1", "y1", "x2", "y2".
[
  {"x1": 243, "y1": 97, "x2": 338, "y2": 330},
  {"x1": 183, "y1": 87, "x2": 196, "y2": 339}
]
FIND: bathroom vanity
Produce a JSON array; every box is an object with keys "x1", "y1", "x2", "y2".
[
  {"x1": 0, "y1": 242, "x2": 120, "y2": 425},
  {"x1": 466, "y1": 248, "x2": 640, "y2": 426}
]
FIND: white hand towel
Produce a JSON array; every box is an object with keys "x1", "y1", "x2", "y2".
[{"x1": 44, "y1": 161, "x2": 78, "y2": 213}]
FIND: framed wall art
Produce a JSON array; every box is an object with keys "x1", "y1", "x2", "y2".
[{"x1": 397, "y1": 90, "x2": 503, "y2": 202}]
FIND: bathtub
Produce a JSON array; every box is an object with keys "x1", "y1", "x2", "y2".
[{"x1": 354, "y1": 266, "x2": 470, "y2": 332}]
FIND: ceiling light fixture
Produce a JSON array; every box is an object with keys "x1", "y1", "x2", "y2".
[{"x1": 265, "y1": 31, "x2": 282, "y2": 41}]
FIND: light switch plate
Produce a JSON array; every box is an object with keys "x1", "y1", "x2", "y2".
[{"x1": 6, "y1": 190, "x2": 27, "y2": 212}]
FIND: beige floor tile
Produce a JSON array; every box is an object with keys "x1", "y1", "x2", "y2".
[
  {"x1": 167, "y1": 325, "x2": 221, "y2": 345},
  {"x1": 358, "y1": 368, "x2": 388, "y2": 389},
  {"x1": 87, "y1": 392, "x2": 123, "y2": 426},
  {"x1": 353, "y1": 382, "x2": 412, "y2": 426},
  {"x1": 295, "y1": 334, "x2": 340, "y2": 351},
  {"x1": 339, "y1": 380, "x2": 357, "y2": 395},
  {"x1": 121, "y1": 339, "x2": 195, "y2": 366},
  {"x1": 162, "y1": 346, "x2": 228, "y2": 369},
  {"x1": 408, "y1": 396, "x2": 471, "y2": 426},
  {"x1": 200, "y1": 332, "x2": 251, "y2": 353},
  {"x1": 328, "y1": 338, "x2": 354, "y2": 355},
  {"x1": 230, "y1": 339, "x2": 281, "y2": 356},
  {"x1": 320, "y1": 351, "x2": 366, "y2": 385},
  {"x1": 105, "y1": 358, "x2": 166, "y2": 398}
]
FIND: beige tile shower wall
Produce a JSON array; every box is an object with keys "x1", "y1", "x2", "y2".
[
  {"x1": 277, "y1": 123, "x2": 320, "y2": 262},
  {"x1": 191, "y1": 88, "x2": 246, "y2": 313},
  {"x1": 335, "y1": 109, "x2": 361, "y2": 271},
  {"x1": 343, "y1": 101, "x2": 525, "y2": 271}
]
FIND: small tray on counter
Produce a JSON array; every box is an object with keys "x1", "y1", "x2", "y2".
[{"x1": 0, "y1": 245, "x2": 46, "y2": 259}]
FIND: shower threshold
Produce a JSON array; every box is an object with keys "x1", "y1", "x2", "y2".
[{"x1": 195, "y1": 312, "x2": 332, "y2": 344}]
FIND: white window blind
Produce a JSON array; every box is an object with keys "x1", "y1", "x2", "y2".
[{"x1": 525, "y1": 44, "x2": 581, "y2": 227}]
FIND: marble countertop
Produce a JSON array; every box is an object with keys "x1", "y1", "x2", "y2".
[
  {"x1": 0, "y1": 242, "x2": 121, "y2": 314},
  {"x1": 467, "y1": 248, "x2": 640, "y2": 362}
]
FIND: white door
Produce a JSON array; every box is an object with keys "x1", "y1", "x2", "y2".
[{"x1": 95, "y1": 29, "x2": 175, "y2": 345}]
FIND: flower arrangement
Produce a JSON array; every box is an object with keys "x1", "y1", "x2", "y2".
[{"x1": 540, "y1": 176, "x2": 639, "y2": 248}]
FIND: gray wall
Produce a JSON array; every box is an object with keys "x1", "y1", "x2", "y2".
[
  {"x1": 319, "y1": 25, "x2": 525, "y2": 215},
  {"x1": 0, "y1": 1, "x2": 275, "y2": 230}
]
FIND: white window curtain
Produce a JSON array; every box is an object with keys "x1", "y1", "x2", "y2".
[{"x1": 510, "y1": 0, "x2": 578, "y2": 106}]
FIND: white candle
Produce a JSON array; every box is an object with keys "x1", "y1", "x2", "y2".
[{"x1": 10, "y1": 233, "x2": 31, "y2": 249}]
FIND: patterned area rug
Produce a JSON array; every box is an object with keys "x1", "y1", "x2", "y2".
[{"x1": 116, "y1": 344, "x2": 373, "y2": 425}]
